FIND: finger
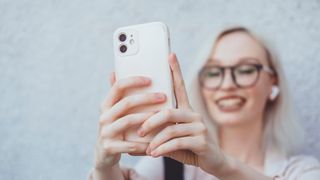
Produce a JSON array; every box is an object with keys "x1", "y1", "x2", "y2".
[
  {"x1": 168, "y1": 53, "x2": 190, "y2": 109},
  {"x1": 149, "y1": 136, "x2": 204, "y2": 157},
  {"x1": 100, "y1": 76, "x2": 151, "y2": 111},
  {"x1": 103, "y1": 140, "x2": 149, "y2": 155},
  {"x1": 138, "y1": 109, "x2": 201, "y2": 137},
  {"x1": 99, "y1": 93, "x2": 166, "y2": 125},
  {"x1": 100, "y1": 112, "x2": 154, "y2": 138},
  {"x1": 109, "y1": 71, "x2": 116, "y2": 86},
  {"x1": 148, "y1": 122, "x2": 205, "y2": 152},
  {"x1": 128, "y1": 152, "x2": 147, "y2": 156}
]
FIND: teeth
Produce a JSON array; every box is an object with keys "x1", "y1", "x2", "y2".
[{"x1": 217, "y1": 98, "x2": 244, "y2": 108}]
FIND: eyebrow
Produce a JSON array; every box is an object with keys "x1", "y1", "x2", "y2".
[{"x1": 206, "y1": 57, "x2": 262, "y2": 66}]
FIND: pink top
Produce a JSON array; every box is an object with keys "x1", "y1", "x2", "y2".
[{"x1": 89, "y1": 148, "x2": 320, "y2": 180}]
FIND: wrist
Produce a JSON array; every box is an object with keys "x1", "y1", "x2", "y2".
[
  {"x1": 212, "y1": 155, "x2": 237, "y2": 178},
  {"x1": 94, "y1": 160, "x2": 119, "y2": 173},
  {"x1": 93, "y1": 163, "x2": 125, "y2": 180},
  {"x1": 94, "y1": 149, "x2": 121, "y2": 171},
  {"x1": 212, "y1": 156, "x2": 271, "y2": 180}
]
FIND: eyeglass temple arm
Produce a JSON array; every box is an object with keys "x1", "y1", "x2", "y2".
[{"x1": 262, "y1": 66, "x2": 275, "y2": 75}]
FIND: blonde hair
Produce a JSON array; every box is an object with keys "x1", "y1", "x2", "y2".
[{"x1": 186, "y1": 26, "x2": 303, "y2": 156}]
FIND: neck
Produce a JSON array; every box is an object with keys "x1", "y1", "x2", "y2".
[{"x1": 218, "y1": 118, "x2": 265, "y2": 171}]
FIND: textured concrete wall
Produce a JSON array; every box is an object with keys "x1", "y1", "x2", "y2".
[{"x1": 1, "y1": 0, "x2": 319, "y2": 179}]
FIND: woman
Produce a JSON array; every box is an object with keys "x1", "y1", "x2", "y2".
[{"x1": 90, "y1": 27, "x2": 320, "y2": 179}]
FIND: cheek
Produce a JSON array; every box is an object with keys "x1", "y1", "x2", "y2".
[
  {"x1": 246, "y1": 82, "x2": 270, "y2": 111},
  {"x1": 201, "y1": 89, "x2": 218, "y2": 115},
  {"x1": 201, "y1": 89, "x2": 212, "y2": 106}
]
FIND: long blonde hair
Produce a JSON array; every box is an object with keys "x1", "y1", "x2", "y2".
[{"x1": 186, "y1": 26, "x2": 303, "y2": 156}]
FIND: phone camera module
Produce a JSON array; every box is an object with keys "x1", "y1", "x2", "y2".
[
  {"x1": 119, "y1": 33, "x2": 127, "y2": 42},
  {"x1": 119, "y1": 44, "x2": 127, "y2": 53}
]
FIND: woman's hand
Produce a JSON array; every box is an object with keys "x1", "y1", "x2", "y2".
[
  {"x1": 94, "y1": 74, "x2": 167, "y2": 171},
  {"x1": 137, "y1": 53, "x2": 229, "y2": 175}
]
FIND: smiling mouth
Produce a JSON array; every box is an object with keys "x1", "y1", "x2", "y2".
[{"x1": 215, "y1": 97, "x2": 246, "y2": 112}]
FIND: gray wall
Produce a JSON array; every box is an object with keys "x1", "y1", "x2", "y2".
[{"x1": 1, "y1": 0, "x2": 319, "y2": 179}]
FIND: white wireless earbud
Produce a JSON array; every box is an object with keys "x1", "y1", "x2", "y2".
[{"x1": 269, "y1": 85, "x2": 280, "y2": 101}]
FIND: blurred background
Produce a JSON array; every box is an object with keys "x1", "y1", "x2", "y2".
[{"x1": 1, "y1": 0, "x2": 320, "y2": 179}]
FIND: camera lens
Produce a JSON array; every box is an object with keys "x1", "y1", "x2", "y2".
[
  {"x1": 119, "y1": 45, "x2": 127, "y2": 53},
  {"x1": 119, "y1": 33, "x2": 126, "y2": 42}
]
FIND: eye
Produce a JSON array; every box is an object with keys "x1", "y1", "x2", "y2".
[
  {"x1": 236, "y1": 65, "x2": 257, "y2": 75},
  {"x1": 206, "y1": 68, "x2": 222, "y2": 78}
]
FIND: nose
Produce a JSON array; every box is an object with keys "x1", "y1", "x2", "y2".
[{"x1": 220, "y1": 69, "x2": 237, "y2": 90}]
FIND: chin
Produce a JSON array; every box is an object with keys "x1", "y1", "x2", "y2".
[
  {"x1": 210, "y1": 110, "x2": 249, "y2": 127},
  {"x1": 216, "y1": 117, "x2": 245, "y2": 127}
]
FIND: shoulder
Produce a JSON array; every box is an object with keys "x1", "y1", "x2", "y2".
[{"x1": 279, "y1": 155, "x2": 320, "y2": 179}]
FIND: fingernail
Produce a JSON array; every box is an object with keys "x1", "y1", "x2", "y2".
[
  {"x1": 155, "y1": 93, "x2": 166, "y2": 101},
  {"x1": 141, "y1": 78, "x2": 151, "y2": 84},
  {"x1": 137, "y1": 128, "x2": 145, "y2": 137},
  {"x1": 170, "y1": 53, "x2": 177, "y2": 61}
]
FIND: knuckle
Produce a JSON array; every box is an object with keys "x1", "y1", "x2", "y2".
[
  {"x1": 100, "y1": 94, "x2": 114, "y2": 112},
  {"x1": 193, "y1": 112, "x2": 202, "y2": 122},
  {"x1": 198, "y1": 137, "x2": 208, "y2": 152},
  {"x1": 141, "y1": 121, "x2": 150, "y2": 131},
  {"x1": 100, "y1": 130, "x2": 108, "y2": 139},
  {"x1": 197, "y1": 143, "x2": 207, "y2": 153},
  {"x1": 148, "y1": 142, "x2": 155, "y2": 149},
  {"x1": 171, "y1": 124, "x2": 178, "y2": 131},
  {"x1": 168, "y1": 125, "x2": 178, "y2": 135},
  {"x1": 198, "y1": 123, "x2": 207, "y2": 134},
  {"x1": 103, "y1": 142, "x2": 114, "y2": 155},
  {"x1": 99, "y1": 124, "x2": 107, "y2": 134},
  {"x1": 179, "y1": 78, "x2": 185, "y2": 87},
  {"x1": 113, "y1": 81, "x2": 122, "y2": 91},
  {"x1": 175, "y1": 139, "x2": 184, "y2": 148},
  {"x1": 98, "y1": 114, "x2": 107, "y2": 125},
  {"x1": 99, "y1": 112, "x2": 111, "y2": 125},
  {"x1": 123, "y1": 117, "x2": 135, "y2": 127},
  {"x1": 98, "y1": 119, "x2": 105, "y2": 127},
  {"x1": 164, "y1": 109, "x2": 173, "y2": 119},
  {"x1": 122, "y1": 97, "x2": 133, "y2": 109},
  {"x1": 199, "y1": 136, "x2": 207, "y2": 146},
  {"x1": 128, "y1": 144, "x2": 137, "y2": 152}
]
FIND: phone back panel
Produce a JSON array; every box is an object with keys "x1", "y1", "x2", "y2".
[
  {"x1": 113, "y1": 22, "x2": 175, "y2": 143},
  {"x1": 113, "y1": 22, "x2": 175, "y2": 112}
]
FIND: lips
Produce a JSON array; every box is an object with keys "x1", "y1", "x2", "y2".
[{"x1": 215, "y1": 96, "x2": 246, "y2": 112}]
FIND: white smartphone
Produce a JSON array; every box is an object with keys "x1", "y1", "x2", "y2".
[{"x1": 113, "y1": 22, "x2": 176, "y2": 143}]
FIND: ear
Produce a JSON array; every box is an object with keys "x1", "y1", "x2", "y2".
[
  {"x1": 270, "y1": 74, "x2": 277, "y2": 86},
  {"x1": 268, "y1": 75, "x2": 279, "y2": 101},
  {"x1": 269, "y1": 85, "x2": 280, "y2": 101},
  {"x1": 268, "y1": 74, "x2": 277, "y2": 93}
]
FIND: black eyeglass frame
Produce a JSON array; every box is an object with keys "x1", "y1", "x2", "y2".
[{"x1": 199, "y1": 63, "x2": 275, "y2": 90}]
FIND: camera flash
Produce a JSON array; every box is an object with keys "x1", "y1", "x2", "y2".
[{"x1": 129, "y1": 39, "x2": 135, "y2": 45}]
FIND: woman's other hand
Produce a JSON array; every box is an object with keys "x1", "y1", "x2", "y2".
[
  {"x1": 137, "y1": 53, "x2": 228, "y2": 175},
  {"x1": 94, "y1": 73, "x2": 167, "y2": 171}
]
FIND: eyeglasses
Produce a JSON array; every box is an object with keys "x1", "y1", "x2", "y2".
[{"x1": 199, "y1": 63, "x2": 275, "y2": 90}]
